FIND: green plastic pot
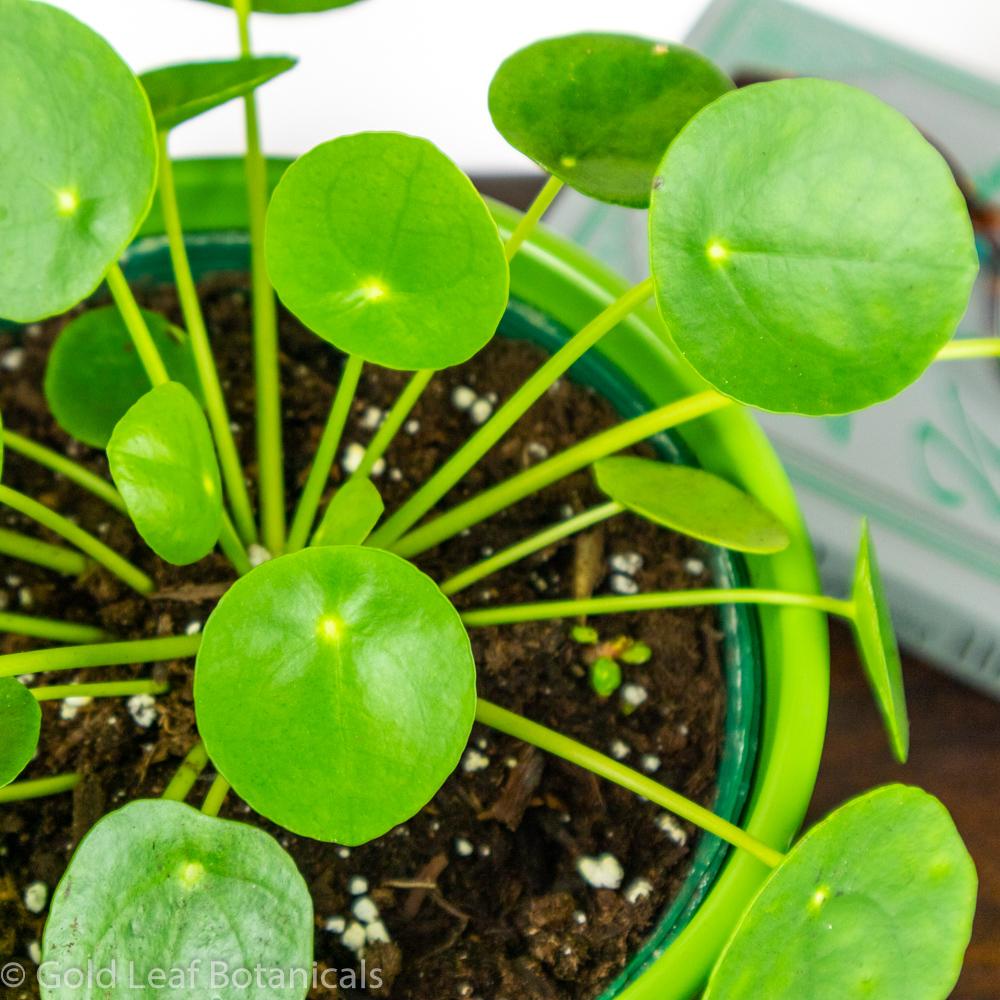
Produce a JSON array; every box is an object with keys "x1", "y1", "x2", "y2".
[{"x1": 129, "y1": 160, "x2": 827, "y2": 998}]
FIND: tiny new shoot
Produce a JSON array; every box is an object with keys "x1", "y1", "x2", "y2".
[{"x1": 463, "y1": 519, "x2": 908, "y2": 761}]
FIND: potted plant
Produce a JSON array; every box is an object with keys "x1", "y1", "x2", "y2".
[{"x1": 0, "y1": 1, "x2": 993, "y2": 997}]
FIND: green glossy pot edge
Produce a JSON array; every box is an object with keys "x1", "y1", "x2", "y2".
[
  {"x1": 141, "y1": 157, "x2": 829, "y2": 997},
  {"x1": 498, "y1": 299, "x2": 762, "y2": 997},
  {"x1": 489, "y1": 201, "x2": 829, "y2": 999}
]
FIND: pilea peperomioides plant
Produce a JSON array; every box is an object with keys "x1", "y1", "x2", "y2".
[{"x1": 0, "y1": 1, "x2": 993, "y2": 997}]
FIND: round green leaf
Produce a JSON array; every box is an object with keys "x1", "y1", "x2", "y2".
[
  {"x1": 45, "y1": 306, "x2": 201, "y2": 448},
  {"x1": 42, "y1": 799, "x2": 313, "y2": 999},
  {"x1": 489, "y1": 34, "x2": 731, "y2": 207},
  {"x1": 195, "y1": 545, "x2": 477, "y2": 844},
  {"x1": 191, "y1": 0, "x2": 365, "y2": 11},
  {"x1": 0, "y1": 0, "x2": 157, "y2": 322},
  {"x1": 705, "y1": 785, "x2": 977, "y2": 1000},
  {"x1": 649, "y1": 79, "x2": 978, "y2": 415},
  {"x1": 593, "y1": 455, "x2": 789, "y2": 553},
  {"x1": 141, "y1": 56, "x2": 296, "y2": 132},
  {"x1": 107, "y1": 382, "x2": 222, "y2": 565},
  {"x1": 312, "y1": 477, "x2": 384, "y2": 546},
  {"x1": 0, "y1": 677, "x2": 40, "y2": 788},
  {"x1": 851, "y1": 519, "x2": 909, "y2": 762},
  {"x1": 266, "y1": 132, "x2": 509, "y2": 371}
]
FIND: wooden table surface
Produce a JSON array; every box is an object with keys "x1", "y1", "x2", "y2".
[{"x1": 480, "y1": 173, "x2": 1000, "y2": 999}]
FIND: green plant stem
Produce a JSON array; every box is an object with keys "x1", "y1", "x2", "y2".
[
  {"x1": 0, "y1": 612, "x2": 110, "y2": 645},
  {"x1": 157, "y1": 133, "x2": 257, "y2": 546},
  {"x1": 0, "y1": 528, "x2": 89, "y2": 576},
  {"x1": 32, "y1": 678, "x2": 169, "y2": 702},
  {"x1": 369, "y1": 277, "x2": 657, "y2": 549},
  {"x1": 351, "y1": 368, "x2": 433, "y2": 482},
  {"x1": 106, "y1": 264, "x2": 169, "y2": 386},
  {"x1": 936, "y1": 337, "x2": 1000, "y2": 360},
  {"x1": 0, "y1": 484, "x2": 153, "y2": 594},
  {"x1": 391, "y1": 389, "x2": 731, "y2": 559},
  {"x1": 162, "y1": 742, "x2": 210, "y2": 802},
  {"x1": 1, "y1": 429, "x2": 125, "y2": 513},
  {"x1": 287, "y1": 354, "x2": 365, "y2": 552},
  {"x1": 461, "y1": 588, "x2": 855, "y2": 628},
  {"x1": 441, "y1": 501, "x2": 622, "y2": 596},
  {"x1": 476, "y1": 699, "x2": 784, "y2": 869},
  {"x1": 202, "y1": 774, "x2": 231, "y2": 818},
  {"x1": 0, "y1": 774, "x2": 80, "y2": 805},
  {"x1": 235, "y1": 0, "x2": 285, "y2": 555},
  {"x1": 0, "y1": 634, "x2": 201, "y2": 680},
  {"x1": 503, "y1": 175, "x2": 564, "y2": 261},
  {"x1": 218, "y1": 512, "x2": 253, "y2": 576}
]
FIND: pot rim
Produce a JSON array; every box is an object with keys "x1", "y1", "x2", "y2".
[{"x1": 488, "y1": 201, "x2": 829, "y2": 999}]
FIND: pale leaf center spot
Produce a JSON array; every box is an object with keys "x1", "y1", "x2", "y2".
[
  {"x1": 317, "y1": 614, "x2": 345, "y2": 643},
  {"x1": 55, "y1": 188, "x2": 79, "y2": 217},
  {"x1": 706, "y1": 239, "x2": 729, "y2": 263},
  {"x1": 179, "y1": 861, "x2": 205, "y2": 890}
]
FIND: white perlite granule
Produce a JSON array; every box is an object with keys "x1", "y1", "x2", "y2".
[{"x1": 576, "y1": 853, "x2": 624, "y2": 890}]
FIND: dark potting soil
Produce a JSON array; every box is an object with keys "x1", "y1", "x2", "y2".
[{"x1": 0, "y1": 276, "x2": 726, "y2": 1000}]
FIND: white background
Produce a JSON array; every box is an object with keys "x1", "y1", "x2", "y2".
[{"x1": 47, "y1": 0, "x2": 1000, "y2": 172}]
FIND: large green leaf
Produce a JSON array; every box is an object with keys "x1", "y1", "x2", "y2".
[
  {"x1": 489, "y1": 33, "x2": 731, "y2": 207},
  {"x1": 705, "y1": 785, "x2": 977, "y2": 1000},
  {"x1": 107, "y1": 382, "x2": 222, "y2": 565},
  {"x1": 190, "y1": 0, "x2": 365, "y2": 11},
  {"x1": 266, "y1": 132, "x2": 509, "y2": 371},
  {"x1": 649, "y1": 79, "x2": 977, "y2": 415},
  {"x1": 195, "y1": 546, "x2": 477, "y2": 844},
  {"x1": 312, "y1": 477, "x2": 384, "y2": 546},
  {"x1": 0, "y1": 0, "x2": 157, "y2": 322},
  {"x1": 0, "y1": 677, "x2": 40, "y2": 788},
  {"x1": 45, "y1": 306, "x2": 201, "y2": 448},
  {"x1": 42, "y1": 799, "x2": 313, "y2": 999},
  {"x1": 141, "y1": 56, "x2": 296, "y2": 132},
  {"x1": 851, "y1": 520, "x2": 909, "y2": 762},
  {"x1": 594, "y1": 456, "x2": 789, "y2": 553}
]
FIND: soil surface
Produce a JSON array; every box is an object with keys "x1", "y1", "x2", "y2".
[{"x1": 0, "y1": 276, "x2": 726, "y2": 1000}]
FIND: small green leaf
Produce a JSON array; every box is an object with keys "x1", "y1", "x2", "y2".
[
  {"x1": 594, "y1": 456, "x2": 789, "y2": 554},
  {"x1": 851, "y1": 520, "x2": 909, "y2": 762},
  {"x1": 620, "y1": 640, "x2": 651, "y2": 665},
  {"x1": 195, "y1": 546, "x2": 477, "y2": 844},
  {"x1": 141, "y1": 56, "x2": 297, "y2": 132},
  {"x1": 107, "y1": 382, "x2": 222, "y2": 565},
  {"x1": 571, "y1": 625, "x2": 599, "y2": 645},
  {"x1": 0, "y1": 0, "x2": 157, "y2": 322},
  {"x1": 705, "y1": 785, "x2": 977, "y2": 1000},
  {"x1": 266, "y1": 132, "x2": 509, "y2": 371},
  {"x1": 191, "y1": 0, "x2": 365, "y2": 11},
  {"x1": 42, "y1": 799, "x2": 313, "y2": 999},
  {"x1": 590, "y1": 656, "x2": 622, "y2": 697},
  {"x1": 0, "y1": 677, "x2": 40, "y2": 788},
  {"x1": 312, "y1": 477, "x2": 384, "y2": 546},
  {"x1": 45, "y1": 306, "x2": 201, "y2": 448},
  {"x1": 489, "y1": 34, "x2": 731, "y2": 207},
  {"x1": 649, "y1": 79, "x2": 977, "y2": 414}
]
